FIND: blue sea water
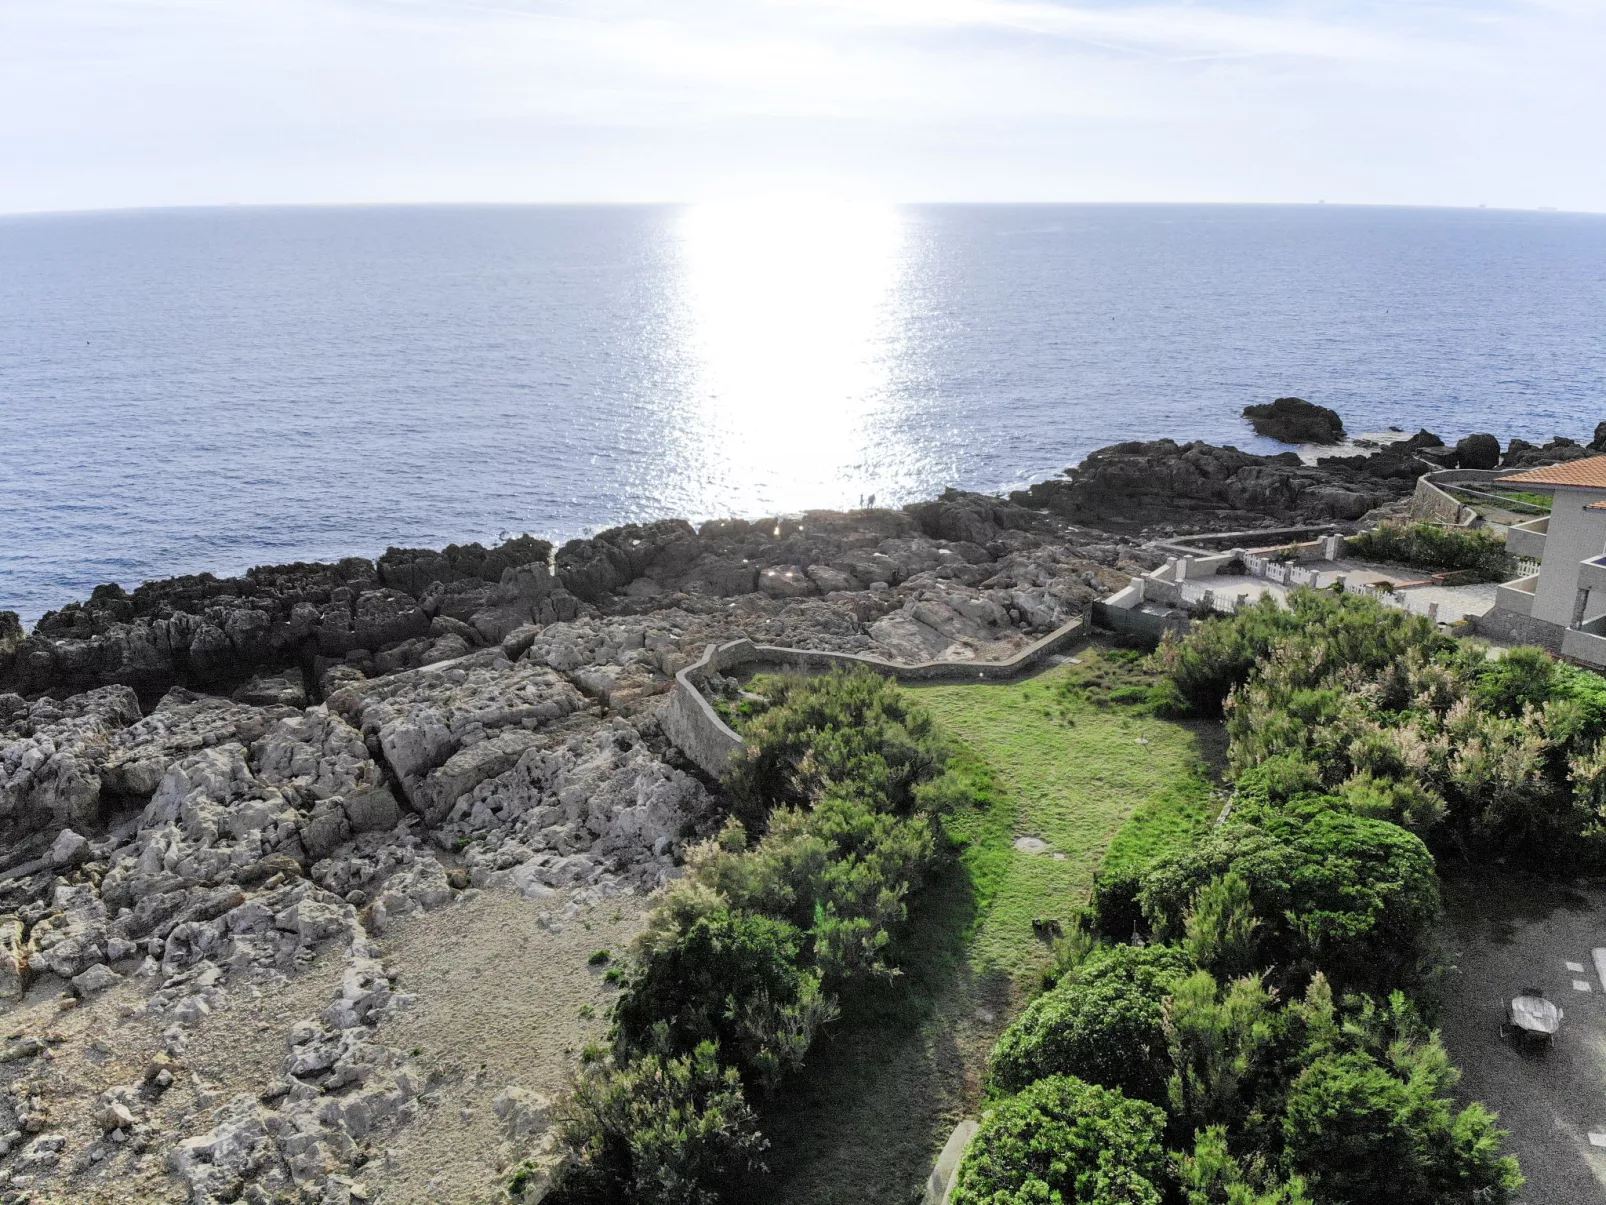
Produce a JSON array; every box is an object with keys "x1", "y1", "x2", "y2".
[{"x1": 2, "y1": 202, "x2": 1605, "y2": 626}]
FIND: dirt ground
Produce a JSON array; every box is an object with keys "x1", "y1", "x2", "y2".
[
  {"x1": 369, "y1": 886, "x2": 648, "y2": 1204},
  {"x1": 0, "y1": 949, "x2": 347, "y2": 1205},
  {"x1": 1439, "y1": 869, "x2": 1606, "y2": 1205}
]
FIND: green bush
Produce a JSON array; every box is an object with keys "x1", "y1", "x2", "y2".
[
  {"x1": 552, "y1": 1037, "x2": 766, "y2": 1205},
  {"x1": 1137, "y1": 805, "x2": 1440, "y2": 998},
  {"x1": 611, "y1": 885, "x2": 836, "y2": 1090},
  {"x1": 723, "y1": 668, "x2": 947, "y2": 829},
  {"x1": 1175, "y1": 1125, "x2": 1311, "y2": 1205},
  {"x1": 950, "y1": 1074, "x2": 1169, "y2": 1205},
  {"x1": 1282, "y1": 1050, "x2": 1521, "y2": 1205},
  {"x1": 1345, "y1": 522, "x2": 1513, "y2": 582},
  {"x1": 686, "y1": 793, "x2": 938, "y2": 984},
  {"x1": 988, "y1": 944, "x2": 1193, "y2": 1104},
  {"x1": 1157, "y1": 591, "x2": 1450, "y2": 718},
  {"x1": 1161, "y1": 589, "x2": 1606, "y2": 865},
  {"x1": 1085, "y1": 867, "x2": 1146, "y2": 941}
]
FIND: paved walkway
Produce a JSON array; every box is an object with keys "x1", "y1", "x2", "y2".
[{"x1": 1188, "y1": 559, "x2": 1498, "y2": 626}]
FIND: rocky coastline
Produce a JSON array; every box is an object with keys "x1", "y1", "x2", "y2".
[{"x1": 0, "y1": 422, "x2": 1599, "y2": 1204}]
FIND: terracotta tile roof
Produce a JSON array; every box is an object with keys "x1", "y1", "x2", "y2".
[{"x1": 1496, "y1": 456, "x2": 1606, "y2": 489}]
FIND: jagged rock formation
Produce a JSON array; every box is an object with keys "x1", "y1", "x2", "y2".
[
  {"x1": 0, "y1": 498, "x2": 1158, "y2": 706},
  {"x1": 1014, "y1": 439, "x2": 1426, "y2": 530}
]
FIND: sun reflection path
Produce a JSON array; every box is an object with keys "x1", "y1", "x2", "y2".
[{"x1": 670, "y1": 198, "x2": 915, "y2": 517}]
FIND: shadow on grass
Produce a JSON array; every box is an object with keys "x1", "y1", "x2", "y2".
[{"x1": 733, "y1": 858, "x2": 1012, "y2": 1205}]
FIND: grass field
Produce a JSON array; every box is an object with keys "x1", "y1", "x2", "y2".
[
  {"x1": 916, "y1": 645, "x2": 1223, "y2": 980},
  {"x1": 743, "y1": 643, "x2": 1224, "y2": 1205}
]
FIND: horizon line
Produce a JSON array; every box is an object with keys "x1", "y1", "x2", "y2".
[{"x1": 0, "y1": 198, "x2": 1599, "y2": 222}]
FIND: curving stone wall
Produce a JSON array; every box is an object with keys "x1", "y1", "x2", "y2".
[{"x1": 663, "y1": 617, "x2": 1088, "y2": 779}]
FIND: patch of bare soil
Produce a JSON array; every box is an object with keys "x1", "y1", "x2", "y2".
[
  {"x1": 0, "y1": 952, "x2": 345, "y2": 1205},
  {"x1": 364, "y1": 886, "x2": 649, "y2": 1204}
]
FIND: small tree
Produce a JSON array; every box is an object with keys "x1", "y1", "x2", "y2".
[
  {"x1": 612, "y1": 884, "x2": 836, "y2": 1089},
  {"x1": 553, "y1": 1038, "x2": 766, "y2": 1205},
  {"x1": 988, "y1": 944, "x2": 1192, "y2": 1104},
  {"x1": 950, "y1": 1075, "x2": 1168, "y2": 1205},
  {"x1": 1175, "y1": 1126, "x2": 1311, "y2": 1205},
  {"x1": 1282, "y1": 1049, "x2": 1521, "y2": 1205},
  {"x1": 722, "y1": 668, "x2": 947, "y2": 828}
]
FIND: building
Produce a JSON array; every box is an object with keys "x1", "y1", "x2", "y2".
[{"x1": 1490, "y1": 456, "x2": 1606, "y2": 665}]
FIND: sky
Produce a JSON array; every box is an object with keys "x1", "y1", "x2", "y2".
[{"x1": 1, "y1": 0, "x2": 1602, "y2": 213}]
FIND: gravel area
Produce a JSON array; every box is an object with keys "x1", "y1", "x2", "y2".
[
  {"x1": 1439, "y1": 871, "x2": 1606, "y2": 1205},
  {"x1": 366, "y1": 886, "x2": 648, "y2": 1204}
]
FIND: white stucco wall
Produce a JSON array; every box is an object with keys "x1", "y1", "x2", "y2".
[{"x1": 1532, "y1": 487, "x2": 1606, "y2": 624}]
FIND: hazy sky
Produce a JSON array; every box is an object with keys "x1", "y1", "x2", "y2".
[{"x1": 2, "y1": 0, "x2": 1601, "y2": 213}]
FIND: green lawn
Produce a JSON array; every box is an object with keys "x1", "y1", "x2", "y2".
[
  {"x1": 744, "y1": 643, "x2": 1224, "y2": 1205},
  {"x1": 915, "y1": 645, "x2": 1223, "y2": 981}
]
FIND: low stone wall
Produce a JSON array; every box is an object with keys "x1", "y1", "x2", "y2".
[
  {"x1": 663, "y1": 616, "x2": 1088, "y2": 778},
  {"x1": 1470, "y1": 605, "x2": 1565, "y2": 653},
  {"x1": 1092, "y1": 600, "x2": 1187, "y2": 645}
]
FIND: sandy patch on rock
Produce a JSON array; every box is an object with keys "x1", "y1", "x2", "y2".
[
  {"x1": 0, "y1": 951, "x2": 345, "y2": 1205},
  {"x1": 363, "y1": 886, "x2": 649, "y2": 1204}
]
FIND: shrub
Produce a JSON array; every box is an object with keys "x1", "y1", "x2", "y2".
[
  {"x1": 950, "y1": 1075, "x2": 1169, "y2": 1205},
  {"x1": 1282, "y1": 1050, "x2": 1521, "y2": 1205},
  {"x1": 1085, "y1": 867, "x2": 1146, "y2": 941},
  {"x1": 611, "y1": 885, "x2": 836, "y2": 1089},
  {"x1": 1175, "y1": 1126, "x2": 1311, "y2": 1205},
  {"x1": 1137, "y1": 805, "x2": 1440, "y2": 998},
  {"x1": 1345, "y1": 522, "x2": 1513, "y2": 582},
  {"x1": 552, "y1": 1038, "x2": 766, "y2": 1205},
  {"x1": 1158, "y1": 590, "x2": 1449, "y2": 718},
  {"x1": 685, "y1": 793, "x2": 938, "y2": 985},
  {"x1": 723, "y1": 668, "x2": 947, "y2": 829},
  {"x1": 988, "y1": 944, "x2": 1193, "y2": 1104}
]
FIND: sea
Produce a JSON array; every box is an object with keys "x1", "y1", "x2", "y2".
[{"x1": 3, "y1": 202, "x2": 1605, "y2": 625}]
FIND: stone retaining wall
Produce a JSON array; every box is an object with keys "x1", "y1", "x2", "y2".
[
  {"x1": 1410, "y1": 469, "x2": 1503, "y2": 526},
  {"x1": 1472, "y1": 605, "x2": 1566, "y2": 653},
  {"x1": 663, "y1": 616, "x2": 1088, "y2": 778}
]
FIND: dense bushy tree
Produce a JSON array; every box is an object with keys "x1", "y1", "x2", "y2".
[
  {"x1": 950, "y1": 1075, "x2": 1169, "y2": 1205},
  {"x1": 686, "y1": 794, "x2": 937, "y2": 985},
  {"x1": 1157, "y1": 591, "x2": 1450, "y2": 718},
  {"x1": 612, "y1": 884, "x2": 836, "y2": 1090},
  {"x1": 1164, "y1": 970, "x2": 1279, "y2": 1139},
  {"x1": 1165, "y1": 587, "x2": 1606, "y2": 865},
  {"x1": 723, "y1": 667, "x2": 948, "y2": 827},
  {"x1": 1138, "y1": 804, "x2": 1440, "y2": 998},
  {"x1": 1174, "y1": 1127, "x2": 1311, "y2": 1205},
  {"x1": 988, "y1": 944, "x2": 1193, "y2": 1103},
  {"x1": 553, "y1": 1037, "x2": 766, "y2": 1205},
  {"x1": 1282, "y1": 1048, "x2": 1520, "y2": 1205}
]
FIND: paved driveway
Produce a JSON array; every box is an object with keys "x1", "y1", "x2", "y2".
[{"x1": 1439, "y1": 871, "x2": 1606, "y2": 1204}]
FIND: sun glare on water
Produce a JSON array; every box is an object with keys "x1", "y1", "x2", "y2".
[{"x1": 671, "y1": 196, "x2": 910, "y2": 517}]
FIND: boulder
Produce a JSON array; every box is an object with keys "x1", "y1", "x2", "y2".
[
  {"x1": 48, "y1": 828, "x2": 91, "y2": 867},
  {"x1": 1242, "y1": 397, "x2": 1345, "y2": 444},
  {"x1": 0, "y1": 917, "x2": 28, "y2": 999},
  {"x1": 758, "y1": 566, "x2": 817, "y2": 599},
  {"x1": 1455, "y1": 433, "x2": 1501, "y2": 470},
  {"x1": 233, "y1": 673, "x2": 308, "y2": 708}
]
